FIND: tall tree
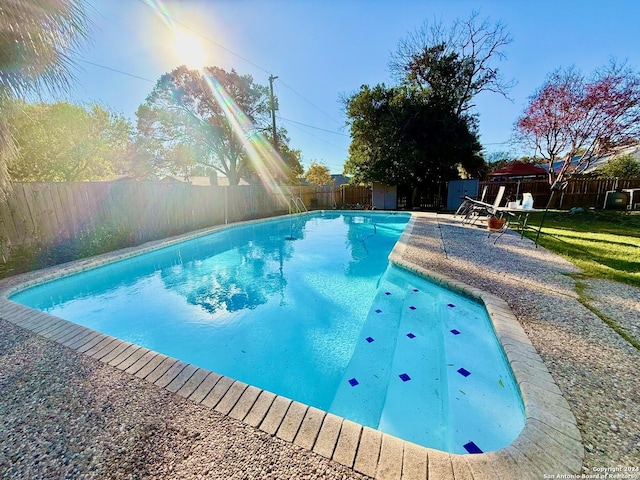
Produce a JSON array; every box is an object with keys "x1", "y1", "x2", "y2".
[
  {"x1": 344, "y1": 84, "x2": 483, "y2": 190},
  {"x1": 516, "y1": 61, "x2": 640, "y2": 189},
  {"x1": 390, "y1": 11, "x2": 514, "y2": 117},
  {"x1": 0, "y1": 0, "x2": 90, "y2": 195},
  {"x1": 137, "y1": 65, "x2": 298, "y2": 185},
  {"x1": 9, "y1": 101, "x2": 132, "y2": 181},
  {"x1": 304, "y1": 161, "x2": 332, "y2": 186}
]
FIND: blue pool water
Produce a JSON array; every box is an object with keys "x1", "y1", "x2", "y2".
[{"x1": 11, "y1": 211, "x2": 524, "y2": 454}]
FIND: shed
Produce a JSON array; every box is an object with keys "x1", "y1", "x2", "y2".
[{"x1": 372, "y1": 182, "x2": 397, "y2": 210}]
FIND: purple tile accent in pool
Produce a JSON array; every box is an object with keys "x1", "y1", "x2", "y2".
[
  {"x1": 457, "y1": 368, "x2": 471, "y2": 377},
  {"x1": 412, "y1": 289, "x2": 419, "y2": 292},
  {"x1": 406, "y1": 333, "x2": 416, "y2": 339},
  {"x1": 365, "y1": 337, "x2": 374, "y2": 343},
  {"x1": 348, "y1": 378, "x2": 359, "y2": 387},
  {"x1": 463, "y1": 441, "x2": 483, "y2": 454},
  {"x1": 451, "y1": 329, "x2": 461, "y2": 335},
  {"x1": 409, "y1": 306, "x2": 416, "y2": 310},
  {"x1": 385, "y1": 292, "x2": 391, "y2": 295},
  {"x1": 399, "y1": 373, "x2": 411, "y2": 382},
  {"x1": 447, "y1": 303, "x2": 456, "y2": 308},
  {"x1": 375, "y1": 309, "x2": 382, "y2": 313}
]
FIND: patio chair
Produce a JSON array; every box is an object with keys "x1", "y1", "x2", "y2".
[
  {"x1": 454, "y1": 186, "x2": 487, "y2": 218},
  {"x1": 462, "y1": 186, "x2": 506, "y2": 225}
]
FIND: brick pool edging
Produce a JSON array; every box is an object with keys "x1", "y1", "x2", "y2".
[{"x1": 0, "y1": 211, "x2": 583, "y2": 480}]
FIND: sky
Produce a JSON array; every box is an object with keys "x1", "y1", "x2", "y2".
[{"x1": 61, "y1": 0, "x2": 640, "y2": 174}]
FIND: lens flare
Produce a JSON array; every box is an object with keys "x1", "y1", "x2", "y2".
[
  {"x1": 203, "y1": 74, "x2": 289, "y2": 197},
  {"x1": 172, "y1": 28, "x2": 207, "y2": 68},
  {"x1": 144, "y1": 0, "x2": 206, "y2": 69},
  {"x1": 142, "y1": 0, "x2": 175, "y2": 29},
  {"x1": 142, "y1": 0, "x2": 289, "y2": 201}
]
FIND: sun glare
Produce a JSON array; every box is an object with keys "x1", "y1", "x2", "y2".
[{"x1": 172, "y1": 29, "x2": 207, "y2": 69}]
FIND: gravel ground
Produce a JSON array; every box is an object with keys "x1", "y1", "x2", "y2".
[
  {"x1": 1, "y1": 212, "x2": 639, "y2": 478},
  {"x1": 581, "y1": 278, "x2": 640, "y2": 347},
  {"x1": 402, "y1": 214, "x2": 640, "y2": 473},
  {"x1": 0, "y1": 319, "x2": 369, "y2": 479}
]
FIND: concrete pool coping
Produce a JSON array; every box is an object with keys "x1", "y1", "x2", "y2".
[{"x1": 0, "y1": 211, "x2": 583, "y2": 479}]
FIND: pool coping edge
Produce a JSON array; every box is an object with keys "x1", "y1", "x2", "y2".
[
  {"x1": 388, "y1": 212, "x2": 584, "y2": 478},
  {"x1": 0, "y1": 211, "x2": 584, "y2": 480}
]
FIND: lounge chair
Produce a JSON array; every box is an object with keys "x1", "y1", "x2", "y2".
[
  {"x1": 454, "y1": 186, "x2": 487, "y2": 218},
  {"x1": 462, "y1": 186, "x2": 506, "y2": 225}
]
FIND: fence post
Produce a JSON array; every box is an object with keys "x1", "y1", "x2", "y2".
[{"x1": 224, "y1": 186, "x2": 228, "y2": 225}]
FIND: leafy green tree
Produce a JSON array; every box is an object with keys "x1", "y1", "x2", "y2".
[
  {"x1": 137, "y1": 65, "x2": 299, "y2": 186},
  {"x1": 0, "y1": 0, "x2": 90, "y2": 195},
  {"x1": 254, "y1": 129, "x2": 304, "y2": 184},
  {"x1": 9, "y1": 101, "x2": 132, "y2": 181},
  {"x1": 597, "y1": 154, "x2": 640, "y2": 179},
  {"x1": 279, "y1": 143, "x2": 304, "y2": 183},
  {"x1": 344, "y1": 84, "x2": 483, "y2": 190},
  {"x1": 304, "y1": 161, "x2": 332, "y2": 186}
]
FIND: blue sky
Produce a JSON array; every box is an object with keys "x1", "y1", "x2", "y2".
[{"x1": 63, "y1": 0, "x2": 640, "y2": 174}]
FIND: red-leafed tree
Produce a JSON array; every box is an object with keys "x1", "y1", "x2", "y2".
[{"x1": 516, "y1": 61, "x2": 640, "y2": 191}]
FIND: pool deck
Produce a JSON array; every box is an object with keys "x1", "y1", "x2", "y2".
[{"x1": 0, "y1": 211, "x2": 610, "y2": 479}]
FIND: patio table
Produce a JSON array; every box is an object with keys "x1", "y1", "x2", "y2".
[{"x1": 490, "y1": 206, "x2": 542, "y2": 243}]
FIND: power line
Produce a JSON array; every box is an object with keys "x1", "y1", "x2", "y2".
[
  {"x1": 277, "y1": 78, "x2": 342, "y2": 125},
  {"x1": 76, "y1": 58, "x2": 350, "y2": 147},
  {"x1": 278, "y1": 117, "x2": 349, "y2": 136},
  {"x1": 79, "y1": 59, "x2": 154, "y2": 83},
  {"x1": 280, "y1": 117, "x2": 345, "y2": 150},
  {"x1": 132, "y1": 0, "x2": 343, "y2": 130}
]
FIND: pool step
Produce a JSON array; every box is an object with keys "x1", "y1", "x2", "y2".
[
  {"x1": 440, "y1": 296, "x2": 526, "y2": 454},
  {"x1": 327, "y1": 270, "x2": 405, "y2": 427},
  {"x1": 377, "y1": 277, "x2": 449, "y2": 450}
]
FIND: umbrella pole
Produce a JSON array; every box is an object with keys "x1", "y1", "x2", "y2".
[{"x1": 534, "y1": 190, "x2": 556, "y2": 247}]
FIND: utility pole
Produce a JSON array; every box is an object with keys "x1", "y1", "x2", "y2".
[{"x1": 268, "y1": 74, "x2": 278, "y2": 152}]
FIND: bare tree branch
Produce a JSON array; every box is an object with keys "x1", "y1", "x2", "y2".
[{"x1": 389, "y1": 10, "x2": 515, "y2": 117}]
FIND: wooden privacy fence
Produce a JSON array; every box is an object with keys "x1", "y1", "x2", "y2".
[
  {"x1": 0, "y1": 182, "x2": 343, "y2": 263},
  {"x1": 478, "y1": 178, "x2": 640, "y2": 210}
]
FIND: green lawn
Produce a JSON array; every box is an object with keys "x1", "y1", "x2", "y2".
[{"x1": 524, "y1": 210, "x2": 640, "y2": 288}]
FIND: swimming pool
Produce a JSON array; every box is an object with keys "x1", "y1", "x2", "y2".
[{"x1": 11, "y1": 211, "x2": 524, "y2": 454}]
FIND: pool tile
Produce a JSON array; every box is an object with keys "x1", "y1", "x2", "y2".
[
  {"x1": 463, "y1": 441, "x2": 483, "y2": 454},
  {"x1": 385, "y1": 291, "x2": 391, "y2": 295},
  {"x1": 348, "y1": 378, "x2": 359, "y2": 387},
  {"x1": 457, "y1": 368, "x2": 471, "y2": 377},
  {"x1": 365, "y1": 336, "x2": 374, "y2": 343},
  {"x1": 399, "y1": 373, "x2": 411, "y2": 382},
  {"x1": 409, "y1": 306, "x2": 416, "y2": 310},
  {"x1": 447, "y1": 303, "x2": 456, "y2": 308},
  {"x1": 375, "y1": 309, "x2": 382, "y2": 313},
  {"x1": 412, "y1": 289, "x2": 419, "y2": 292},
  {"x1": 406, "y1": 333, "x2": 416, "y2": 339},
  {"x1": 450, "y1": 329, "x2": 461, "y2": 335}
]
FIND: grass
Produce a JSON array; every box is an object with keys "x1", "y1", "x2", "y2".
[
  {"x1": 523, "y1": 209, "x2": 640, "y2": 288},
  {"x1": 523, "y1": 209, "x2": 640, "y2": 351}
]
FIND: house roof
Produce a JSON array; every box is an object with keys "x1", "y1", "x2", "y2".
[
  {"x1": 330, "y1": 174, "x2": 351, "y2": 186},
  {"x1": 487, "y1": 161, "x2": 548, "y2": 178}
]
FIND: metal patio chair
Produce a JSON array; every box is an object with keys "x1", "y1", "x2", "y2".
[{"x1": 462, "y1": 186, "x2": 506, "y2": 225}]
